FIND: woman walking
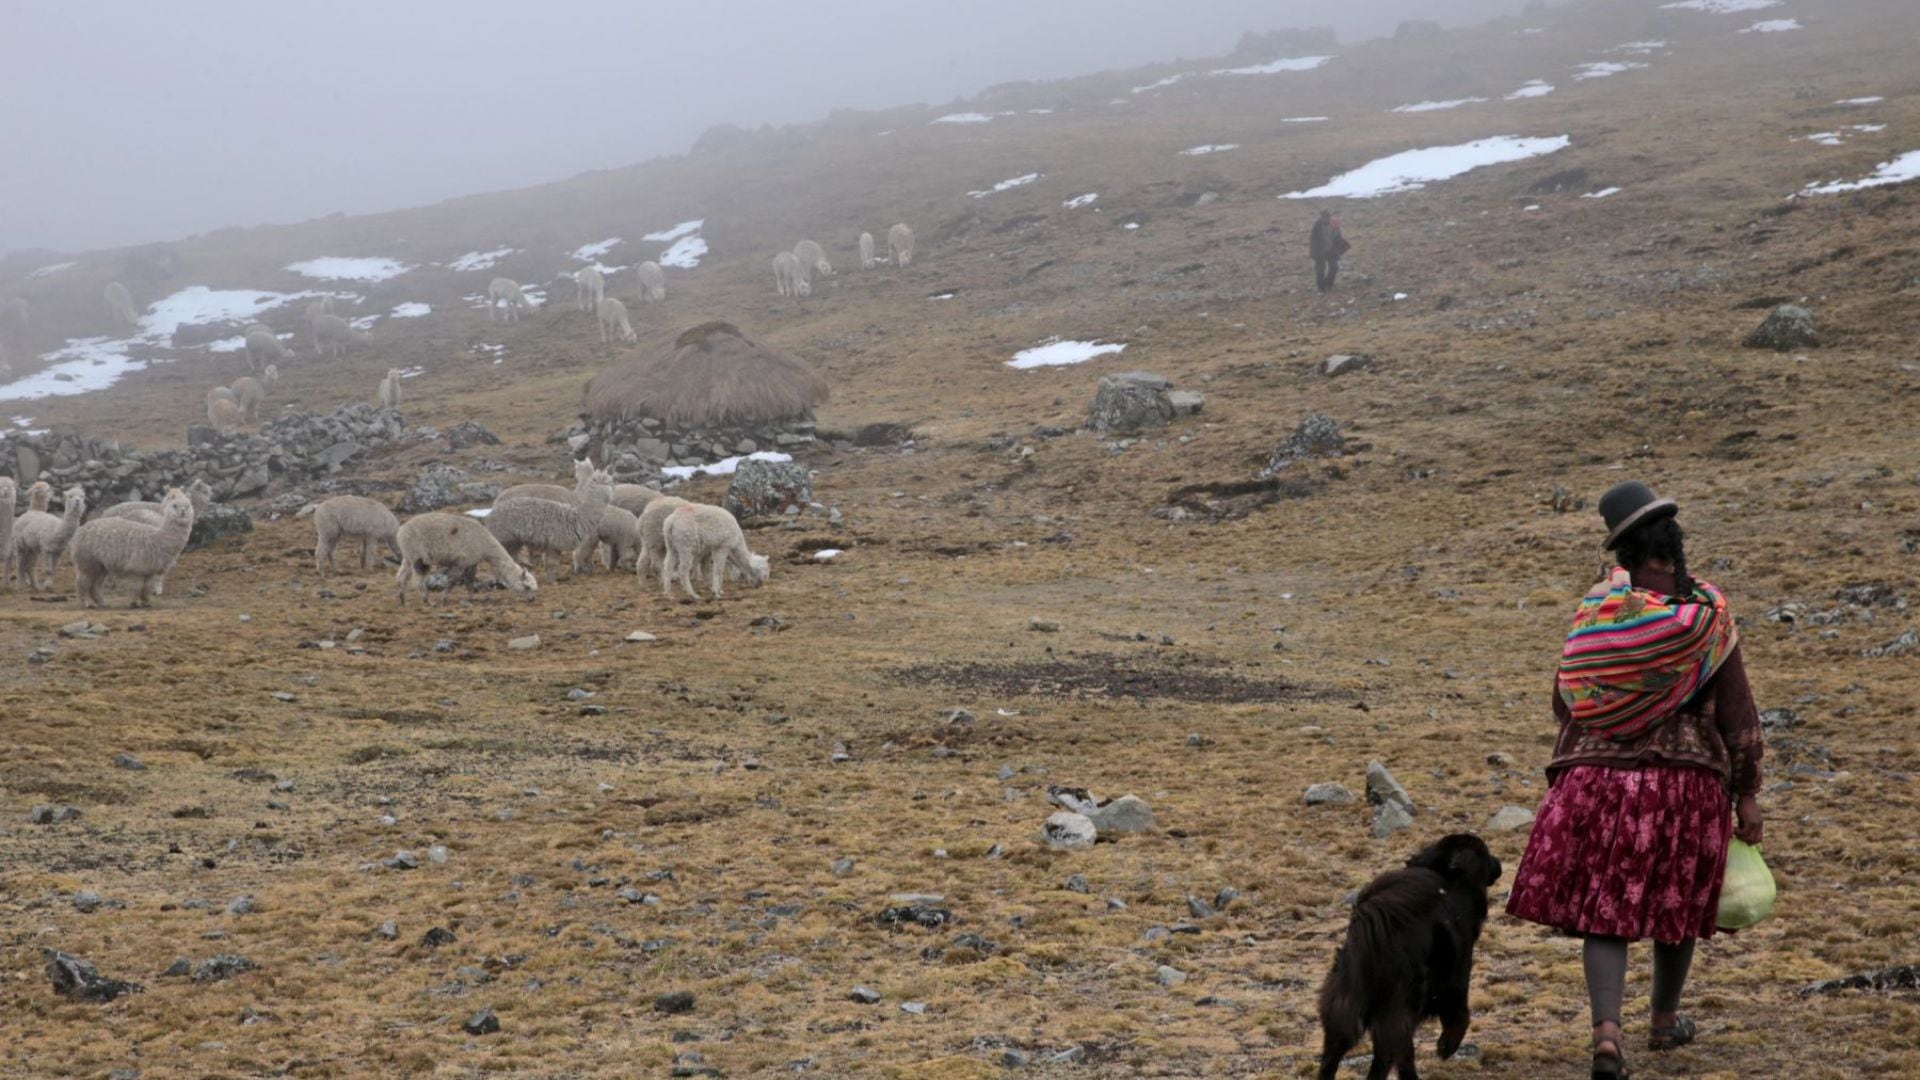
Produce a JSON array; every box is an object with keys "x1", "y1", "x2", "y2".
[{"x1": 1507, "y1": 481, "x2": 1765, "y2": 1079}]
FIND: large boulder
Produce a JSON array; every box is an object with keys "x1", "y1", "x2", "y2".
[
  {"x1": 1744, "y1": 304, "x2": 1818, "y2": 351},
  {"x1": 444, "y1": 421, "x2": 500, "y2": 451},
  {"x1": 403, "y1": 463, "x2": 500, "y2": 512},
  {"x1": 188, "y1": 503, "x2": 253, "y2": 550},
  {"x1": 724, "y1": 459, "x2": 811, "y2": 520},
  {"x1": 1087, "y1": 372, "x2": 1175, "y2": 433},
  {"x1": 1259, "y1": 413, "x2": 1347, "y2": 477}
]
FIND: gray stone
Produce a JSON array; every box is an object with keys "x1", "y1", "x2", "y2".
[
  {"x1": 1042, "y1": 811, "x2": 1097, "y2": 850},
  {"x1": 1487, "y1": 805, "x2": 1536, "y2": 833},
  {"x1": 225, "y1": 895, "x2": 255, "y2": 915},
  {"x1": 1086, "y1": 794, "x2": 1155, "y2": 835},
  {"x1": 43, "y1": 949, "x2": 143, "y2": 1001},
  {"x1": 1064, "y1": 874, "x2": 1089, "y2": 894},
  {"x1": 1261, "y1": 413, "x2": 1347, "y2": 476},
  {"x1": 507, "y1": 634, "x2": 540, "y2": 651},
  {"x1": 72, "y1": 890, "x2": 103, "y2": 913},
  {"x1": 187, "y1": 504, "x2": 252, "y2": 550},
  {"x1": 385, "y1": 850, "x2": 420, "y2": 871},
  {"x1": 463, "y1": 1008, "x2": 500, "y2": 1035},
  {"x1": 1186, "y1": 895, "x2": 1215, "y2": 919},
  {"x1": 162, "y1": 958, "x2": 191, "y2": 977},
  {"x1": 1744, "y1": 304, "x2": 1819, "y2": 351},
  {"x1": 1372, "y1": 800, "x2": 1414, "y2": 839},
  {"x1": 724, "y1": 459, "x2": 812, "y2": 520},
  {"x1": 1087, "y1": 373, "x2": 1175, "y2": 433},
  {"x1": 444, "y1": 421, "x2": 500, "y2": 451},
  {"x1": 1167, "y1": 390, "x2": 1206, "y2": 416},
  {"x1": 1322, "y1": 354, "x2": 1369, "y2": 377},
  {"x1": 113, "y1": 752, "x2": 144, "y2": 770},
  {"x1": 848, "y1": 986, "x2": 881, "y2": 1004},
  {"x1": 653, "y1": 990, "x2": 697, "y2": 1014},
  {"x1": 1156, "y1": 964, "x2": 1187, "y2": 987},
  {"x1": 1365, "y1": 761, "x2": 1414, "y2": 815},
  {"x1": 192, "y1": 955, "x2": 255, "y2": 982},
  {"x1": 374, "y1": 920, "x2": 397, "y2": 940},
  {"x1": 900, "y1": 1001, "x2": 928, "y2": 1015},
  {"x1": 1304, "y1": 782, "x2": 1356, "y2": 806},
  {"x1": 1028, "y1": 617, "x2": 1061, "y2": 633}
]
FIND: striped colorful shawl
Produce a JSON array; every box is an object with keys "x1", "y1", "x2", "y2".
[{"x1": 1557, "y1": 567, "x2": 1739, "y2": 741}]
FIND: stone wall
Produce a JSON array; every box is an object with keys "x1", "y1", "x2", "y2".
[
  {"x1": 569, "y1": 415, "x2": 817, "y2": 480},
  {"x1": 2, "y1": 404, "x2": 407, "y2": 510}
]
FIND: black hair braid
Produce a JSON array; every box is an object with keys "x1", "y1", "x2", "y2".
[{"x1": 1615, "y1": 516, "x2": 1696, "y2": 598}]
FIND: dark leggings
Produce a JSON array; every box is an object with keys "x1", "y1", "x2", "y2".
[{"x1": 1583, "y1": 935, "x2": 1698, "y2": 1027}]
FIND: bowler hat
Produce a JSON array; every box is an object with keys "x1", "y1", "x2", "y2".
[{"x1": 1599, "y1": 480, "x2": 1677, "y2": 550}]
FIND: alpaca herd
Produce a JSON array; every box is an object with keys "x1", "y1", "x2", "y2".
[
  {"x1": 2, "y1": 455, "x2": 771, "y2": 609},
  {"x1": 774, "y1": 225, "x2": 911, "y2": 297}
]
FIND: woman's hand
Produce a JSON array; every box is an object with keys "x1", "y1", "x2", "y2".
[{"x1": 1735, "y1": 793, "x2": 1764, "y2": 845}]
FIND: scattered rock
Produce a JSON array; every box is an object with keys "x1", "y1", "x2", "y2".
[
  {"x1": 624, "y1": 630, "x2": 658, "y2": 643},
  {"x1": 225, "y1": 895, "x2": 255, "y2": 915},
  {"x1": 899, "y1": 1001, "x2": 928, "y2": 1015},
  {"x1": 384, "y1": 850, "x2": 420, "y2": 871},
  {"x1": 421, "y1": 927, "x2": 457, "y2": 949},
  {"x1": 444, "y1": 421, "x2": 500, "y2": 451},
  {"x1": 653, "y1": 990, "x2": 697, "y2": 1015},
  {"x1": 1743, "y1": 304, "x2": 1819, "y2": 351},
  {"x1": 1042, "y1": 811, "x2": 1097, "y2": 850},
  {"x1": 724, "y1": 459, "x2": 812, "y2": 521},
  {"x1": 1304, "y1": 782, "x2": 1356, "y2": 806},
  {"x1": 876, "y1": 904, "x2": 952, "y2": 930},
  {"x1": 1157, "y1": 964, "x2": 1187, "y2": 987},
  {"x1": 43, "y1": 949, "x2": 142, "y2": 1002},
  {"x1": 187, "y1": 504, "x2": 253, "y2": 551},
  {"x1": 374, "y1": 921, "x2": 397, "y2": 940},
  {"x1": 1186, "y1": 895, "x2": 1215, "y2": 919},
  {"x1": 848, "y1": 986, "x2": 882, "y2": 1004},
  {"x1": 1063, "y1": 874, "x2": 1090, "y2": 894},
  {"x1": 1372, "y1": 800, "x2": 1414, "y2": 839},
  {"x1": 1799, "y1": 965, "x2": 1920, "y2": 996},
  {"x1": 1365, "y1": 761, "x2": 1415, "y2": 815},
  {"x1": 1321, "y1": 354, "x2": 1369, "y2": 377},
  {"x1": 192, "y1": 955, "x2": 255, "y2": 983},
  {"x1": 161, "y1": 958, "x2": 191, "y2": 978},
  {"x1": 1087, "y1": 372, "x2": 1176, "y2": 433},
  {"x1": 507, "y1": 634, "x2": 541, "y2": 651},
  {"x1": 1486, "y1": 805, "x2": 1536, "y2": 833},
  {"x1": 72, "y1": 891, "x2": 103, "y2": 913},
  {"x1": 1086, "y1": 794, "x2": 1155, "y2": 834},
  {"x1": 1260, "y1": 413, "x2": 1348, "y2": 477},
  {"x1": 830, "y1": 857, "x2": 855, "y2": 876},
  {"x1": 463, "y1": 1008, "x2": 500, "y2": 1035},
  {"x1": 1168, "y1": 389, "x2": 1205, "y2": 416},
  {"x1": 1028, "y1": 617, "x2": 1061, "y2": 633}
]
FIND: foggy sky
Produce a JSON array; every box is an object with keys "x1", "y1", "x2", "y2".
[{"x1": 0, "y1": 0, "x2": 1520, "y2": 254}]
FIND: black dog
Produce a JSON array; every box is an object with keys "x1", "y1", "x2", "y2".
[{"x1": 1317, "y1": 834, "x2": 1504, "y2": 1080}]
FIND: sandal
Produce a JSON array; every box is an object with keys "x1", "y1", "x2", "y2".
[
  {"x1": 1648, "y1": 1016, "x2": 1697, "y2": 1051},
  {"x1": 1591, "y1": 1045, "x2": 1630, "y2": 1080}
]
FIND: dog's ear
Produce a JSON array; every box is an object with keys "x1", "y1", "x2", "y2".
[{"x1": 1447, "y1": 841, "x2": 1501, "y2": 887}]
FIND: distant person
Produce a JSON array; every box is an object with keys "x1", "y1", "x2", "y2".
[
  {"x1": 1506, "y1": 481, "x2": 1765, "y2": 1080},
  {"x1": 1309, "y1": 210, "x2": 1349, "y2": 293}
]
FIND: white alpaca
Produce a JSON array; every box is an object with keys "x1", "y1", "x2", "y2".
[
  {"x1": 207, "y1": 392, "x2": 243, "y2": 434},
  {"x1": 378, "y1": 368, "x2": 403, "y2": 410},
  {"x1": 858, "y1": 232, "x2": 875, "y2": 269},
  {"x1": 71, "y1": 487, "x2": 193, "y2": 609},
  {"x1": 0, "y1": 476, "x2": 17, "y2": 591},
  {"x1": 394, "y1": 512, "x2": 537, "y2": 605},
  {"x1": 660, "y1": 502, "x2": 770, "y2": 601},
  {"x1": 575, "y1": 266, "x2": 605, "y2": 312},
  {"x1": 634, "y1": 495, "x2": 690, "y2": 582},
  {"x1": 772, "y1": 252, "x2": 809, "y2": 297},
  {"x1": 889, "y1": 223, "x2": 914, "y2": 267},
  {"x1": 596, "y1": 297, "x2": 636, "y2": 344},
  {"x1": 244, "y1": 328, "x2": 292, "y2": 371},
  {"x1": 104, "y1": 282, "x2": 138, "y2": 330},
  {"x1": 636, "y1": 261, "x2": 666, "y2": 303},
  {"x1": 488, "y1": 277, "x2": 536, "y2": 322},
  {"x1": 311, "y1": 314, "x2": 371, "y2": 359},
  {"x1": 485, "y1": 469, "x2": 613, "y2": 577},
  {"x1": 12, "y1": 484, "x2": 87, "y2": 592},
  {"x1": 495, "y1": 458, "x2": 596, "y2": 506},
  {"x1": 313, "y1": 495, "x2": 402, "y2": 573},
  {"x1": 794, "y1": 239, "x2": 833, "y2": 278},
  {"x1": 230, "y1": 369, "x2": 275, "y2": 422}
]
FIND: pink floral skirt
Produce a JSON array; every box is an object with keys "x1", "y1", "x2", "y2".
[{"x1": 1506, "y1": 764, "x2": 1732, "y2": 942}]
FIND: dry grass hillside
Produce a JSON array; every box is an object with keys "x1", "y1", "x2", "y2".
[{"x1": 3, "y1": 1, "x2": 1918, "y2": 1076}]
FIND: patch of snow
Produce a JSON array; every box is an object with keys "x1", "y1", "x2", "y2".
[
  {"x1": 813, "y1": 549, "x2": 843, "y2": 561},
  {"x1": 1507, "y1": 80, "x2": 1555, "y2": 99},
  {"x1": 349, "y1": 315, "x2": 378, "y2": 331},
  {"x1": 1281, "y1": 134, "x2": 1572, "y2": 199},
  {"x1": 28, "y1": 262, "x2": 75, "y2": 279},
  {"x1": 1574, "y1": 61, "x2": 1648, "y2": 80},
  {"x1": 1854, "y1": 124, "x2": 1887, "y2": 133},
  {"x1": 1836, "y1": 96, "x2": 1884, "y2": 106},
  {"x1": 396, "y1": 366, "x2": 426, "y2": 379},
  {"x1": 1393, "y1": 292, "x2": 1409, "y2": 301},
  {"x1": 572, "y1": 238, "x2": 621, "y2": 260},
  {"x1": 1523, "y1": 204, "x2": 1542, "y2": 211},
  {"x1": 448, "y1": 247, "x2": 517, "y2": 272},
  {"x1": 1006, "y1": 339, "x2": 1127, "y2": 370},
  {"x1": 1740, "y1": 18, "x2": 1801, "y2": 33},
  {"x1": 390, "y1": 302, "x2": 431, "y2": 318},
  {"x1": 10, "y1": 416, "x2": 33, "y2": 427},
  {"x1": 0, "y1": 338, "x2": 141, "y2": 401},
  {"x1": 1392, "y1": 98, "x2": 1487, "y2": 113},
  {"x1": 1122, "y1": 222, "x2": 1141, "y2": 230},
  {"x1": 1212, "y1": 55, "x2": 1332, "y2": 76},
  {"x1": 1798, "y1": 150, "x2": 1920, "y2": 196},
  {"x1": 206, "y1": 336, "x2": 248, "y2": 353},
  {"x1": 658, "y1": 235, "x2": 706, "y2": 269},
  {"x1": 927, "y1": 291, "x2": 957, "y2": 301},
  {"x1": 969, "y1": 173, "x2": 1042, "y2": 198},
  {"x1": 1803, "y1": 131, "x2": 1845, "y2": 146},
  {"x1": 464, "y1": 508, "x2": 491, "y2": 518},
  {"x1": 642, "y1": 219, "x2": 704, "y2": 243},
  {"x1": 932, "y1": 111, "x2": 1009, "y2": 124},
  {"x1": 660, "y1": 451, "x2": 793, "y2": 481},
  {"x1": 1028, "y1": 108, "x2": 1053, "y2": 115},
  {"x1": 1179, "y1": 143, "x2": 1240, "y2": 156},
  {"x1": 1130, "y1": 74, "x2": 1186, "y2": 94},
  {"x1": 1613, "y1": 41, "x2": 1667, "y2": 53},
  {"x1": 1062, "y1": 193, "x2": 1099, "y2": 209},
  {"x1": 1582, "y1": 187, "x2": 1623, "y2": 199},
  {"x1": 1661, "y1": 0, "x2": 1777, "y2": 12},
  {"x1": 285, "y1": 257, "x2": 410, "y2": 282},
  {"x1": 1283, "y1": 116, "x2": 1329, "y2": 123},
  {"x1": 144, "y1": 286, "x2": 316, "y2": 341}
]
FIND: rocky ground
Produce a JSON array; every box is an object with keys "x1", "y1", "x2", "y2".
[{"x1": 3, "y1": 1, "x2": 1918, "y2": 1076}]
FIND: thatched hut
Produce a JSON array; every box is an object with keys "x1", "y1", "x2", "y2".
[{"x1": 585, "y1": 320, "x2": 828, "y2": 429}]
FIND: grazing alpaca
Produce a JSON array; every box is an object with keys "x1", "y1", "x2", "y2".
[
  {"x1": 773, "y1": 251, "x2": 809, "y2": 297},
  {"x1": 575, "y1": 266, "x2": 605, "y2": 312},
  {"x1": 104, "y1": 282, "x2": 139, "y2": 330},
  {"x1": 244, "y1": 328, "x2": 293, "y2": 372},
  {"x1": 888, "y1": 222, "x2": 914, "y2": 267},
  {"x1": 794, "y1": 239, "x2": 833, "y2": 278},
  {"x1": 394, "y1": 512, "x2": 537, "y2": 605},
  {"x1": 313, "y1": 495, "x2": 402, "y2": 573},
  {"x1": 635, "y1": 261, "x2": 666, "y2": 303},
  {"x1": 311, "y1": 314, "x2": 371, "y2": 359},
  {"x1": 659, "y1": 502, "x2": 770, "y2": 601},
  {"x1": 596, "y1": 297, "x2": 636, "y2": 344},
  {"x1": 488, "y1": 277, "x2": 537, "y2": 322},
  {"x1": 858, "y1": 231, "x2": 875, "y2": 269}
]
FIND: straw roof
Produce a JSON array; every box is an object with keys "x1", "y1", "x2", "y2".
[{"x1": 584, "y1": 320, "x2": 829, "y2": 428}]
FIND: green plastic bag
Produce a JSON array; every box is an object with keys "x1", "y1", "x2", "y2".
[{"x1": 1717, "y1": 839, "x2": 1776, "y2": 930}]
